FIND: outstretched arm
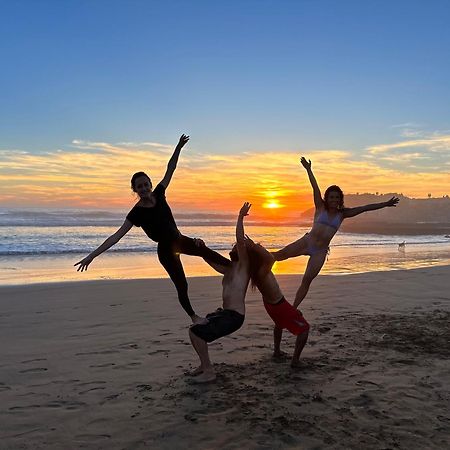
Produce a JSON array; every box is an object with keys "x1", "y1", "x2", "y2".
[
  {"x1": 236, "y1": 202, "x2": 251, "y2": 266},
  {"x1": 159, "y1": 134, "x2": 189, "y2": 189},
  {"x1": 343, "y1": 197, "x2": 399, "y2": 219},
  {"x1": 301, "y1": 157, "x2": 323, "y2": 210},
  {"x1": 74, "y1": 219, "x2": 133, "y2": 271}
]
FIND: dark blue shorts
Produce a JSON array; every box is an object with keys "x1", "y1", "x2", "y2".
[{"x1": 190, "y1": 308, "x2": 245, "y2": 343}]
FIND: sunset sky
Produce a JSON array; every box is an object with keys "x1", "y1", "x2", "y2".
[{"x1": 1, "y1": 0, "x2": 449, "y2": 218}]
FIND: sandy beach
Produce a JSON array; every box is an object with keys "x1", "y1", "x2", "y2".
[{"x1": 1, "y1": 266, "x2": 449, "y2": 449}]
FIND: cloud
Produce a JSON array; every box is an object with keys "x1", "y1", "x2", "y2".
[
  {"x1": 0, "y1": 139, "x2": 449, "y2": 213},
  {"x1": 367, "y1": 135, "x2": 450, "y2": 154},
  {"x1": 364, "y1": 133, "x2": 450, "y2": 172}
]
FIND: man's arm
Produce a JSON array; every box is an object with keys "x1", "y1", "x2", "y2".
[
  {"x1": 343, "y1": 197, "x2": 399, "y2": 218},
  {"x1": 159, "y1": 134, "x2": 189, "y2": 189},
  {"x1": 236, "y1": 202, "x2": 251, "y2": 265},
  {"x1": 301, "y1": 157, "x2": 323, "y2": 210}
]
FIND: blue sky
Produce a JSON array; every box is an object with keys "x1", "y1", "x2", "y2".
[
  {"x1": 2, "y1": 0, "x2": 449, "y2": 152},
  {"x1": 1, "y1": 1, "x2": 450, "y2": 208}
]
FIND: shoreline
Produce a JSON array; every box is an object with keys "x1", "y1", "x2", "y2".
[
  {"x1": 1, "y1": 245, "x2": 449, "y2": 286},
  {"x1": 0, "y1": 262, "x2": 449, "y2": 290}
]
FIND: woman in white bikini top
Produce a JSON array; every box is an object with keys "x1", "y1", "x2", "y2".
[{"x1": 272, "y1": 157, "x2": 399, "y2": 309}]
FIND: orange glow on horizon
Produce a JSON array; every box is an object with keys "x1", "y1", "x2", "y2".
[{"x1": 0, "y1": 139, "x2": 448, "y2": 217}]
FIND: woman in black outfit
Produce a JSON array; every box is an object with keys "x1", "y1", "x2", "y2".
[{"x1": 75, "y1": 134, "x2": 230, "y2": 324}]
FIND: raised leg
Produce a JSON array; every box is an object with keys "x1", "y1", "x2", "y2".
[
  {"x1": 273, "y1": 235, "x2": 308, "y2": 261},
  {"x1": 177, "y1": 235, "x2": 230, "y2": 267}
]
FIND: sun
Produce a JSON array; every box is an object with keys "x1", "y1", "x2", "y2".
[
  {"x1": 261, "y1": 190, "x2": 285, "y2": 210},
  {"x1": 263, "y1": 200, "x2": 282, "y2": 209}
]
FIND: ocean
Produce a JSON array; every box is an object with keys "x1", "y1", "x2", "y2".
[{"x1": 1, "y1": 208, "x2": 449, "y2": 285}]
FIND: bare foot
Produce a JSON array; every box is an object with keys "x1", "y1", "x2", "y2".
[
  {"x1": 191, "y1": 315, "x2": 208, "y2": 326},
  {"x1": 190, "y1": 370, "x2": 216, "y2": 384},
  {"x1": 272, "y1": 350, "x2": 289, "y2": 359},
  {"x1": 185, "y1": 366, "x2": 203, "y2": 377}
]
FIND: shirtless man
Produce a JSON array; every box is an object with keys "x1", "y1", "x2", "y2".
[
  {"x1": 245, "y1": 237, "x2": 310, "y2": 368},
  {"x1": 188, "y1": 202, "x2": 252, "y2": 383}
]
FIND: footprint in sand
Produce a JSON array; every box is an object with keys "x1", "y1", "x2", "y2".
[
  {"x1": 20, "y1": 358, "x2": 47, "y2": 364},
  {"x1": 75, "y1": 350, "x2": 119, "y2": 356},
  {"x1": 77, "y1": 381, "x2": 106, "y2": 387},
  {"x1": 0, "y1": 383, "x2": 11, "y2": 392},
  {"x1": 85, "y1": 323, "x2": 108, "y2": 329},
  {"x1": 355, "y1": 380, "x2": 380, "y2": 387},
  {"x1": 9, "y1": 400, "x2": 86, "y2": 411},
  {"x1": 389, "y1": 358, "x2": 416, "y2": 365},
  {"x1": 118, "y1": 342, "x2": 140, "y2": 349},
  {"x1": 89, "y1": 363, "x2": 116, "y2": 368},
  {"x1": 19, "y1": 367, "x2": 48, "y2": 374},
  {"x1": 112, "y1": 362, "x2": 142, "y2": 370},
  {"x1": 74, "y1": 434, "x2": 111, "y2": 441},
  {"x1": 77, "y1": 381, "x2": 107, "y2": 395},
  {"x1": 136, "y1": 384, "x2": 152, "y2": 392},
  {"x1": 148, "y1": 349, "x2": 168, "y2": 356},
  {"x1": 78, "y1": 386, "x2": 107, "y2": 395},
  {"x1": 318, "y1": 326, "x2": 331, "y2": 333}
]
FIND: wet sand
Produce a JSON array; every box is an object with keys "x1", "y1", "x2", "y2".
[{"x1": 1, "y1": 266, "x2": 449, "y2": 449}]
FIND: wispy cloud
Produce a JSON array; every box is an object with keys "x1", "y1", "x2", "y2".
[
  {"x1": 364, "y1": 132, "x2": 450, "y2": 172},
  {"x1": 0, "y1": 139, "x2": 449, "y2": 212},
  {"x1": 367, "y1": 135, "x2": 450, "y2": 154}
]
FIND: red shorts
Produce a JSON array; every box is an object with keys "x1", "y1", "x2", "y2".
[{"x1": 264, "y1": 297, "x2": 310, "y2": 336}]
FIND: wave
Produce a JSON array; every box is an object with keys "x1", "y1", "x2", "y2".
[{"x1": 1, "y1": 240, "x2": 447, "y2": 257}]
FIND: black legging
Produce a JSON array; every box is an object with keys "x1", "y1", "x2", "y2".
[{"x1": 157, "y1": 235, "x2": 230, "y2": 317}]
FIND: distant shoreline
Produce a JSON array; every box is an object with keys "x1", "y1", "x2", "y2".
[
  {"x1": 339, "y1": 221, "x2": 450, "y2": 235},
  {"x1": 2, "y1": 221, "x2": 450, "y2": 236}
]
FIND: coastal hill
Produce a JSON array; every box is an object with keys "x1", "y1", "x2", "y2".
[{"x1": 301, "y1": 194, "x2": 450, "y2": 235}]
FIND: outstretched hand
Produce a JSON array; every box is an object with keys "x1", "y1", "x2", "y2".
[
  {"x1": 300, "y1": 156, "x2": 311, "y2": 170},
  {"x1": 177, "y1": 134, "x2": 190, "y2": 148},
  {"x1": 386, "y1": 196, "x2": 400, "y2": 207},
  {"x1": 74, "y1": 255, "x2": 94, "y2": 272},
  {"x1": 239, "y1": 202, "x2": 251, "y2": 217}
]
